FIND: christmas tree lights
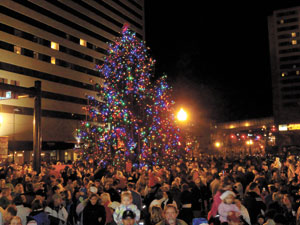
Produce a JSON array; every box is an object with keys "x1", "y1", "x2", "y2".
[{"x1": 78, "y1": 25, "x2": 181, "y2": 168}]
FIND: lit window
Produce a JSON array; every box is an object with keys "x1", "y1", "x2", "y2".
[
  {"x1": 33, "y1": 52, "x2": 38, "y2": 59},
  {"x1": 51, "y1": 41, "x2": 59, "y2": 50},
  {"x1": 297, "y1": 71, "x2": 300, "y2": 75},
  {"x1": 292, "y1": 32, "x2": 297, "y2": 37},
  {"x1": 51, "y1": 57, "x2": 56, "y2": 64},
  {"x1": 280, "y1": 19, "x2": 284, "y2": 24},
  {"x1": 292, "y1": 40, "x2": 297, "y2": 45},
  {"x1": 282, "y1": 72, "x2": 287, "y2": 77},
  {"x1": 14, "y1": 46, "x2": 21, "y2": 55},
  {"x1": 80, "y1": 39, "x2": 87, "y2": 47}
]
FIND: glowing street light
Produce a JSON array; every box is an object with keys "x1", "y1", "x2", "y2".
[
  {"x1": 215, "y1": 141, "x2": 221, "y2": 148},
  {"x1": 177, "y1": 108, "x2": 187, "y2": 121}
]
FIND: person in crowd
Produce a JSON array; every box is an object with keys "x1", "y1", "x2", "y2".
[
  {"x1": 218, "y1": 190, "x2": 241, "y2": 225},
  {"x1": 150, "y1": 206, "x2": 163, "y2": 225},
  {"x1": 121, "y1": 210, "x2": 138, "y2": 225},
  {"x1": 44, "y1": 193, "x2": 68, "y2": 225},
  {"x1": 83, "y1": 193, "x2": 106, "y2": 225},
  {"x1": 127, "y1": 183, "x2": 142, "y2": 211},
  {"x1": 10, "y1": 216, "x2": 22, "y2": 225},
  {"x1": 156, "y1": 204, "x2": 187, "y2": 225},
  {"x1": 100, "y1": 192, "x2": 113, "y2": 225},
  {"x1": 27, "y1": 199, "x2": 50, "y2": 225},
  {"x1": 114, "y1": 191, "x2": 140, "y2": 225},
  {"x1": 178, "y1": 183, "x2": 193, "y2": 225},
  {"x1": 13, "y1": 195, "x2": 30, "y2": 225},
  {"x1": 243, "y1": 182, "x2": 266, "y2": 225}
]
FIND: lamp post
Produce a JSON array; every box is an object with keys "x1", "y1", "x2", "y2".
[
  {"x1": 12, "y1": 108, "x2": 21, "y2": 163},
  {"x1": 246, "y1": 139, "x2": 253, "y2": 155},
  {"x1": 177, "y1": 108, "x2": 191, "y2": 158}
]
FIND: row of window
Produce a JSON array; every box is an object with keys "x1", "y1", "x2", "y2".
[
  {"x1": 92, "y1": 0, "x2": 143, "y2": 30},
  {"x1": 279, "y1": 47, "x2": 300, "y2": 54},
  {"x1": 1, "y1": 103, "x2": 86, "y2": 121},
  {"x1": 280, "y1": 62, "x2": 300, "y2": 70},
  {"x1": 111, "y1": 0, "x2": 143, "y2": 20},
  {"x1": 282, "y1": 102, "x2": 300, "y2": 107},
  {"x1": 277, "y1": 25, "x2": 299, "y2": 32},
  {"x1": 0, "y1": 40, "x2": 101, "y2": 77},
  {"x1": 282, "y1": 93, "x2": 300, "y2": 100},
  {"x1": 277, "y1": 17, "x2": 299, "y2": 25},
  {"x1": 276, "y1": 10, "x2": 298, "y2": 18},
  {"x1": 0, "y1": 23, "x2": 104, "y2": 65},
  {"x1": 281, "y1": 70, "x2": 300, "y2": 77},
  {"x1": 281, "y1": 77, "x2": 300, "y2": 85},
  {"x1": 280, "y1": 54, "x2": 300, "y2": 62},
  {"x1": 282, "y1": 85, "x2": 300, "y2": 92},
  {"x1": 0, "y1": 6, "x2": 109, "y2": 57},
  {"x1": 278, "y1": 32, "x2": 299, "y2": 40},
  {"x1": 278, "y1": 39, "x2": 299, "y2": 47},
  {"x1": 13, "y1": 0, "x2": 112, "y2": 44},
  {"x1": 0, "y1": 61, "x2": 95, "y2": 92}
]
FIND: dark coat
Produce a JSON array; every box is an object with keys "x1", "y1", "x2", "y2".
[
  {"x1": 243, "y1": 191, "x2": 266, "y2": 225},
  {"x1": 83, "y1": 202, "x2": 106, "y2": 225}
]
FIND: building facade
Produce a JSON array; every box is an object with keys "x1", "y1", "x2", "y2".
[
  {"x1": 211, "y1": 117, "x2": 276, "y2": 156},
  {"x1": 0, "y1": 0, "x2": 145, "y2": 163},
  {"x1": 268, "y1": 5, "x2": 300, "y2": 146}
]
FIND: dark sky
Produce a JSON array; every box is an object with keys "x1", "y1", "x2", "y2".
[{"x1": 144, "y1": 1, "x2": 299, "y2": 122}]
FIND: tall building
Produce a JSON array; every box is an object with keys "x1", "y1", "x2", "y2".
[
  {"x1": 268, "y1": 5, "x2": 300, "y2": 145},
  {"x1": 0, "y1": 0, "x2": 145, "y2": 162}
]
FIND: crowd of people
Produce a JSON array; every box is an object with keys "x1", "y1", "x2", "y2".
[{"x1": 0, "y1": 151, "x2": 299, "y2": 225}]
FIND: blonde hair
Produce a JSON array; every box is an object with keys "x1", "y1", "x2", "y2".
[
  {"x1": 121, "y1": 191, "x2": 132, "y2": 200},
  {"x1": 100, "y1": 192, "x2": 111, "y2": 204}
]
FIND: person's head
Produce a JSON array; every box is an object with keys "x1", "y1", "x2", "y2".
[
  {"x1": 122, "y1": 210, "x2": 136, "y2": 225},
  {"x1": 257, "y1": 214, "x2": 265, "y2": 225},
  {"x1": 12, "y1": 195, "x2": 23, "y2": 206},
  {"x1": 127, "y1": 182, "x2": 135, "y2": 190},
  {"x1": 163, "y1": 204, "x2": 178, "y2": 225},
  {"x1": 248, "y1": 182, "x2": 260, "y2": 195},
  {"x1": 150, "y1": 206, "x2": 163, "y2": 224},
  {"x1": 89, "y1": 193, "x2": 99, "y2": 206},
  {"x1": 10, "y1": 216, "x2": 22, "y2": 225},
  {"x1": 220, "y1": 191, "x2": 236, "y2": 204},
  {"x1": 121, "y1": 191, "x2": 132, "y2": 206},
  {"x1": 14, "y1": 184, "x2": 24, "y2": 194},
  {"x1": 4, "y1": 205, "x2": 17, "y2": 223},
  {"x1": 100, "y1": 192, "x2": 111, "y2": 205},
  {"x1": 0, "y1": 196, "x2": 10, "y2": 210},
  {"x1": 52, "y1": 194, "x2": 62, "y2": 207},
  {"x1": 31, "y1": 199, "x2": 43, "y2": 211}
]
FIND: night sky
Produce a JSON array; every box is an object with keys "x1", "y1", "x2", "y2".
[{"x1": 144, "y1": 1, "x2": 299, "y2": 122}]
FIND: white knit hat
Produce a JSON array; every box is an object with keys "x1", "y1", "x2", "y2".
[{"x1": 220, "y1": 190, "x2": 236, "y2": 200}]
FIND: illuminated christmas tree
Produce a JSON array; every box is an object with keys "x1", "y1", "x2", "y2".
[{"x1": 78, "y1": 25, "x2": 181, "y2": 167}]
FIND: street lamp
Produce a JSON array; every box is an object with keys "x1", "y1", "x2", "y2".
[
  {"x1": 215, "y1": 141, "x2": 221, "y2": 148},
  {"x1": 177, "y1": 108, "x2": 187, "y2": 121},
  {"x1": 246, "y1": 139, "x2": 253, "y2": 155}
]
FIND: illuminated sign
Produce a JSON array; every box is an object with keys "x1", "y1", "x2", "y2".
[
  {"x1": 288, "y1": 124, "x2": 300, "y2": 130},
  {"x1": 279, "y1": 124, "x2": 288, "y2": 131},
  {"x1": 279, "y1": 124, "x2": 300, "y2": 131}
]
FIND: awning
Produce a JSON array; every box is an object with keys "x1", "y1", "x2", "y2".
[{"x1": 8, "y1": 141, "x2": 75, "y2": 151}]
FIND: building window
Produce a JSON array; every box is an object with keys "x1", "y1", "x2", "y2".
[
  {"x1": 33, "y1": 52, "x2": 38, "y2": 59},
  {"x1": 80, "y1": 39, "x2": 87, "y2": 47},
  {"x1": 292, "y1": 40, "x2": 298, "y2": 45},
  {"x1": 282, "y1": 72, "x2": 287, "y2": 77},
  {"x1": 292, "y1": 32, "x2": 297, "y2": 37},
  {"x1": 51, "y1": 41, "x2": 59, "y2": 50},
  {"x1": 14, "y1": 46, "x2": 21, "y2": 55},
  {"x1": 297, "y1": 71, "x2": 300, "y2": 75},
  {"x1": 51, "y1": 57, "x2": 56, "y2": 64}
]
